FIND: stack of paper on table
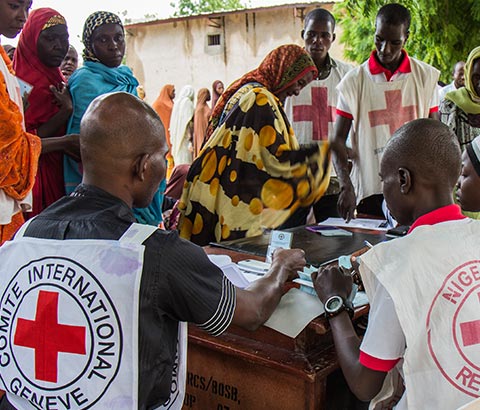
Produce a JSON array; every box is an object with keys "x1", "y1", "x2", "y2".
[{"x1": 207, "y1": 255, "x2": 369, "y2": 338}]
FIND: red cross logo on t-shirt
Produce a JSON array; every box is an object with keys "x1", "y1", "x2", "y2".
[
  {"x1": 368, "y1": 89, "x2": 417, "y2": 134},
  {"x1": 460, "y1": 292, "x2": 480, "y2": 347},
  {"x1": 14, "y1": 290, "x2": 86, "y2": 383},
  {"x1": 292, "y1": 87, "x2": 335, "y2": 141}
]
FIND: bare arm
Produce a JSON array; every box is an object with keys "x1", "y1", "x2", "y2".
[
  {"x1": 331, "y1": 115, "x2": 356, "y2": 222},
  {"x1": 232, "y1": 248, "x2": 306, "y2": 331},
  {"x1": 41, "y1": 134, "x2": 80, "y2": 161},
  {"x1": 312, "y1": 265, "x2": 387, "y2": 401}
]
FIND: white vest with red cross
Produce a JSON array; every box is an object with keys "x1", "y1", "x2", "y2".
[
  {"x1": 0, "y1": 223, "x2": 187, "y2": 410},
  {"x1": 360, "y1": 219, "x2": 480, "y2": 409},
  {"x1": 285, "y1": 59, "x2": 353, "y2": 145},
  {"x1": 337, "y1": 57, "x2": 439, "y2": 203}
]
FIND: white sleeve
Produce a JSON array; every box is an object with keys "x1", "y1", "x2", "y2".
[{"x1": 360, "y1": 268, "x2": 406, "y2": 361}]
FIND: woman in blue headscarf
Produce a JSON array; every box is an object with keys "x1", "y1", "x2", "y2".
[{"x1": 65, "y1": 11, "x2": 165, "y2": 226}]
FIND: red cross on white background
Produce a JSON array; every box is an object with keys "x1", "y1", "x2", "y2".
[
  {"x1": 368, "y1": 89, "x2": 417, "y2": 134},
  {"x1": 14, "y1": 290, "x2": 86, "y2": 383},
  {"x1": 460, "y1": 292, "x2": 480, "y2": 347},
  {"x1": 292, "y1": 87, "x2": 335, "y2": 141}
]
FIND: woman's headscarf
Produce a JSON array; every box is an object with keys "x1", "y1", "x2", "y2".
[
  {"x1": 446, "y1": 46, "x2": 480, "y2": 115},
  {"x1": 13, "y1": 8, "x2": 67, "y2": 133},
  {"x1": 152, "y1": 84, "x2": 175, "y2": 148},
  {"x1": 211, "y1": 80, "x2": 223, "y2": 109},
  {"x1": 82, "y1": 11, "x2": 123, "y2": 63},
  {"x1": 206, "y1": 44, "x2": 317, "y2": 138}
]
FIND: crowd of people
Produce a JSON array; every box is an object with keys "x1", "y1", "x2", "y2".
[{"x1": 1, "y1": 0, "x2": 480, "y2": 409}]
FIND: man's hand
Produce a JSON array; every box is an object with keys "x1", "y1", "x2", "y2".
[
  {"x1": 232, "y1": 248, "x2": 305, "y2": 331},
  {"x1": 337, "y1": 183, "x2": 356, "y2": 222},
  {"x1": 270, "y1": 248, "x2": 306, "y2": 281},
  {"x1": 312, "y1": 265, "x2": 353, "y2": 304}
]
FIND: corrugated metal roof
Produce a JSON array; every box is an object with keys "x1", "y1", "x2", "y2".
[{"x1": 125, "y1": 1, "x2": 336, "y2": 28}]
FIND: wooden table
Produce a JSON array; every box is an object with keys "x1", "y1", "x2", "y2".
[{"x1": 183, "y1": 245, "x2": 370, "y2": 410}]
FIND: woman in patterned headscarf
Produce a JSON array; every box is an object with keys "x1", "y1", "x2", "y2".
[
  {"x1": 65, "y1": 11, "x2": 165, "y2": 227},
  {"x1": 14, "y1": 8, "x2": 72, "y2": 218},
  {"x1": 178, "y1": 44, "x2": 331, "y2": 245}
]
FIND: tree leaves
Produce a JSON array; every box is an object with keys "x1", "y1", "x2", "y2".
[
  {"x1": 170, "y1": 0, "x2": 246, "y2": 17},
  {"x1": 334, "y1": 0, "x2": 480, "y2": 82}
]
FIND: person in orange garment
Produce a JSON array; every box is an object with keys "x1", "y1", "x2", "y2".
[
  {"x1": 193, "y1": 87, "x2": 211, "y2": 157},
  {"x1": 0, "y1": 0, "x2": 41, "y2": 245},
  {"x1": 152, "y1": 84, "x2": 175, "y2": 177}
]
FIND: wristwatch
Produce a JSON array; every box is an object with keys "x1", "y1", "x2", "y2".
[{"x1": 324, "y1": 295, "x2": 354, "y2": 319}]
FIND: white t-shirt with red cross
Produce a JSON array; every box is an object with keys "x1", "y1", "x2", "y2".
[
  {"x1": 285, "y1": 57, "x2": 353, "y2": 145},
  {"x1": 336, "y1": 50, "x2": 440, "y2": 203},
  {"x1": 359, "y1": 205, "x2": 480, "y2": 409}
]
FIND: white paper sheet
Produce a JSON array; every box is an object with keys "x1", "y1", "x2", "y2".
[
  {"x1": 264, "y1": 288, "x2": 325, "y2": 338},
  {"x1": 318, "y1": 217, "x2": 389, "y2": 231}
]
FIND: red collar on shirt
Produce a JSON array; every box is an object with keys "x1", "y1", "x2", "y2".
[
  {"x1": 408, "y1": 204, "x2": 466, "y2": 233},
  {"x1": 368, "y1": 50, "x2": 411, "y2": 81}
]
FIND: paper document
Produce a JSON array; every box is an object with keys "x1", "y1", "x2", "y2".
[
  {"x1": 318, "y1": 217, "x2": 389, "y2": 231},
  {"x1": 208, "y1": 254, "x2": 251, "y2": 288}
]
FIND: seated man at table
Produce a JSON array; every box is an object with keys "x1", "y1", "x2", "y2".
[
  {"x1": 313, "y1": 119, "x2": 480, "y2": 409},
  {"x1": 0, "y1": 92, "x2": 306, "y2": 410}
]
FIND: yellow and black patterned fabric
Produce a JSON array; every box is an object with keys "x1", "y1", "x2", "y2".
[{"x1": 178, "y1": 82, "x2": 331, "y2": 246}]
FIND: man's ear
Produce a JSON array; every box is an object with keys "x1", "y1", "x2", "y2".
[
  {"x1": 398, "y1": 167, "x2": 412, "y2": 194},
  {"x1": 133, "y1": 154, "x2": 150, "y2": 182},
  {"x1": 301, "y1": 29, "x2": 305, "y2": 39},
  {"x1": 332, "y1": 32, "x2": 336, "y2": 43}
]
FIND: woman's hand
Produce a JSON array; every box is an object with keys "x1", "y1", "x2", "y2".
[{"x1": 50, "y1": 82, "x2": 73, "y2": 113}]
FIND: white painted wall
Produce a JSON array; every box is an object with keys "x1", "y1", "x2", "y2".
[{"x1": 124, "y1": 2, "x2": 349, "y2": 105}]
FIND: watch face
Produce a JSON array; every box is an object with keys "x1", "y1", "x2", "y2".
[{"x1": 326, "y1": 296, "x2": 343, "y2": 313}]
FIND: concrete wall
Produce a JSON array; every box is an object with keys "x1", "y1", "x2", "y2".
[{"x1": 125, "y1": 2, "x2": 348, "y2": 105}]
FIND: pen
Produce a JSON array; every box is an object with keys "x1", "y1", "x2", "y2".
[{"x1": 364, "y1": 240, "x2": 374, "y2": 249}]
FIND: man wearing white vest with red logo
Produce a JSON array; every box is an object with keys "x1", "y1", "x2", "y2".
[
  {"x1": 313, "y1": 119, "x2": 480, "y2": 409},
  {"x1": 0, "y1": 92, "x2": 306, "y2": 410},
  {"x1": 332, "y1": 3, "x2": 440, "y2": 221},
  {"x1": 285, "y1": 8, "x2": 353, "y2": 222}
]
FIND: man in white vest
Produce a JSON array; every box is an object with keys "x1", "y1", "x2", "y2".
[
  {"x1": 331, "y1": 3, "x2": 440, "y2": 221},
  {"x1": 285, "y1": 7, "x2": 353, "y2": 222},
  {"x1": 0, "y1": 92, "x2": 306, "y2": 410},
  {"x1": 313, "y1": 119, "x2": 480, "y2": 409}
]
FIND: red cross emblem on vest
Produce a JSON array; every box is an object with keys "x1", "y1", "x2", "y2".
[
  {"x1": 460, "y1": 292, "x2": 480, "y2": 347},
  {"x1": 14, "y1": 290, "x2": 86, "y2": 383},
  {"x1": 292, "y1": 86, "x2": 335, "y2": 141},
  {"x1": 368, "y1": 89, "x2": 417, "y2": 134}
]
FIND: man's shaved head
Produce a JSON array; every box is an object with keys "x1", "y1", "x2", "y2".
[
  {"x1": 80, "y1": 92, "x2": 168, "y2": 207},
  {"x1": 383, "y1": 119, "x2": 461, "y2": 189},
  {"x1": 380, "y1": 119, "x2": 461, "y2": 225}
]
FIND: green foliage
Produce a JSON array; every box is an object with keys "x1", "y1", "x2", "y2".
[
  {"x1": 333, "y1": 0, "x2": 480, "y2": 83},
  {"x1": 170, "y1": 0, "x2": 247, "y2": 17}
]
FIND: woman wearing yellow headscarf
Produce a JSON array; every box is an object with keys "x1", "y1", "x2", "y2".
[{"x1": 440, "y1": 47, "x2": 480, "y2": 151}]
